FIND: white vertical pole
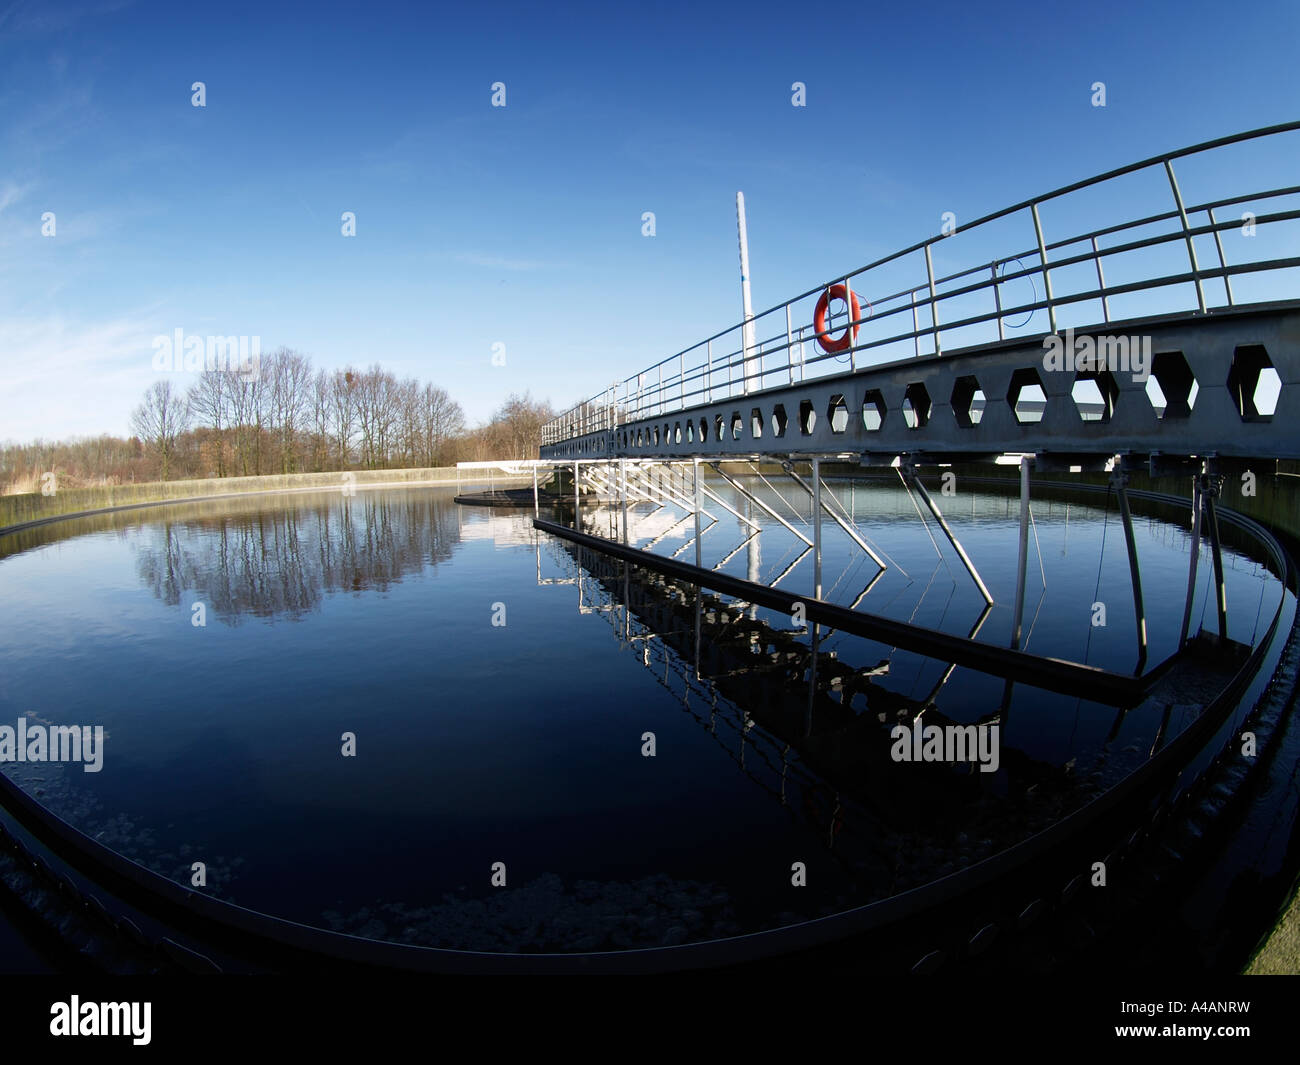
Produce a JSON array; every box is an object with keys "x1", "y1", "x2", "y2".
[{"x1": 737, "y1": 191, "x2": 757, "y2": 395}]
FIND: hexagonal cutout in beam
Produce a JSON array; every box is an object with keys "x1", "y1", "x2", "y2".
[
  {"x1": 750, "y1": 407, "x2": 764, "y2": 439},
  {"x1": 1144, "y1": 351, "x2": 1199, "y2": 420},
  {"x1": 771, "y1": 404, "x2": 789, "y2": 438},
  {"x1": 862, "y1": 389, "x2": 886, "y2": 432},
  {"x1": 1071, "y1": 371, "x2": 1119, "y2": 423},
  {"x1": 902, "y1": 382, "x2": 931, "y2": 430},
  {"x1": 827, "y1": 394, "x2": 849, "y2": 434},
  {"x1": 798, "y1": 399, "x2": 817, "y2": 436},
  {"x1": 1008, "y1": 367, "x2": 1047, "y2": 425},
  {"x1": 951, "y1": 375, "x2": 985, "y2": 428},
  {"x1": 1227, "y1": 344, "x2": 1280, "y2": 422}
]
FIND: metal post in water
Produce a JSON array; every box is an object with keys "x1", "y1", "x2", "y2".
[
  {"x1": 812, "y1": 457, "x2": 823, "y2": 600},
  {"x1": 1010, "y1": 456, "x2": 1031, "y2": 650},
  {"x1": 904, "y1": 465, "x2": 993, "y2": 604},
  {"x1": 619, "y1": 458, "x2": 628, "y2": 544},
  {"x1": 693, "y1": 458, "x2": 702, "y2": 569},
  {"x1": 1113, "y1": 469, "x2": 1148, "y2": 665},
  {"x1": 1180, "y1": 473, "x2": 1204, "y2": 645},
  {"x1": 573, "y1": 461, "x2": 579, "y2": 531},
  {"x1": 1204, "y1": 476, "x2": 1228, "y2": 642},
  {"x1": 532, "y1": 463, "x2": 539, "y2": 520}
]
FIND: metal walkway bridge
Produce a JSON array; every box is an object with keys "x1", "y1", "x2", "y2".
[
  {"x1": 529, "y1": 121, "x2": 1300, "y2": 703},
  {"x1": 541, "y1": 121, "x2": 1299, "y2": 466}
]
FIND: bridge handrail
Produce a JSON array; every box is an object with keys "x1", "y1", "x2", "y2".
[{"x1": 542, "y1": 121, "x2": 1300, "y2": 447}]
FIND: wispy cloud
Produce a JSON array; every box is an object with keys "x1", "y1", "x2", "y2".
[
  {"x1": 452, "y1": 252, "x2": 560, "y2": 272},
  {"x1": 0, "y1": 312, "x2": 167, "y2": 440},
  {"x1": 0, "y1": 0, "x2": 134, "y2": 39},
  {"x1": 0, "y1": 180, "x2": 31, "y2": 214}
]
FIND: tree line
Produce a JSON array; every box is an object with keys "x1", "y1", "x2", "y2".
[{"x1": 1, "y1": 347, "x2": 555, "y2": 492}]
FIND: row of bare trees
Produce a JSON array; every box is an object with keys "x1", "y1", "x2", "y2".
[
  {"x1": 168, "y1": 349, "x2": 470, "y2": 477},
  {"x1": 3, "y1": 348, "x2": 556, "y2": 490}
]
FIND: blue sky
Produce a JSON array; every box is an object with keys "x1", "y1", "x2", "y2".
[{"x1": 1, "y1": 0, "x2": 1297, "y2": 440}]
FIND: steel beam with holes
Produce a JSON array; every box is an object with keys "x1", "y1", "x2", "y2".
[{"x1": 542, "y1": 302, "x2": 1300, "y2": 464}]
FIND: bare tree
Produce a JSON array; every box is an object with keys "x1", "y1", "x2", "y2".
[
  {"x1": 130, "y1": 380, "x2": 192, "y2": 481},
  {"x1": 331, "y1": 368, "x2": 358, "y2": 469},
  {"x1": 419, "y1": 383, "x2": 464, "y2": 466},
  {"x1": 267, "y1": 347, "x2": 314, "y2": 473},
  {"x1": 187, "y1": 367, "x2": 230, "y2": 476}
]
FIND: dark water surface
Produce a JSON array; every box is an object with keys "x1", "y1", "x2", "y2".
[{"x1": 0, "y1": 480, "x2": 1284, "y2": 952}]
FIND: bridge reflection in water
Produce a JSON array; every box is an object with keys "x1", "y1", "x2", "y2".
[{"x1": 536, "y1": 524, "x2": 1258, "y2": 909}]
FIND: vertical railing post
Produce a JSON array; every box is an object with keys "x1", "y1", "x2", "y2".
[
  {"x1": 1207, "y1": 207, "x2": 1234, "y2": 307},
  {"x1": 911, "y1": 288, "x2": 920, "y2": 357},
  {"x1": 1091, "y1": 236, "x2": 1110, "y2": 323},
  {"x1": 923, "y1": 245, "x2": 941, "y2": 356},
  {"x1": 845, "y1": 274, "x2": 855, "y2": 372},
  {"x1": 1165, "y1": 158, "x2": 1207, "y2": 314},
  {"x1": 785, "y1": 304, "x2": 795, "y2": 385},
  {"x1": 1030, "y1": 203, "x2": 1056, "y2": 335},
  {"x1": 706, "y1": 340, "x2": 712, "y2": 403},
  {"x1": 991, "y1": 262, "x2": 1004, "y2": 341}
]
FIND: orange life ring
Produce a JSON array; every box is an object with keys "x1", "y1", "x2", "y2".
[{"x1": 813, "y1": 284, "x2": 862, "y2": 354}]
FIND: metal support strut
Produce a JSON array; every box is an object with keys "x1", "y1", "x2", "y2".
[
  {"x1": 1112, "y1": 467, "x2": 1148, "y2": 666},
  {"x1": 901, "y1": 464, "x2": 994, "y2": 604}
]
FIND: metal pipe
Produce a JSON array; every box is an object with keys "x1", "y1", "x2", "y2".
[
  {"x1": 532, "y1": 464, "x2": 539, "y2": 521},
  {"x1": 574, "y1": 461, "x2": 579, "y2": 530}
]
